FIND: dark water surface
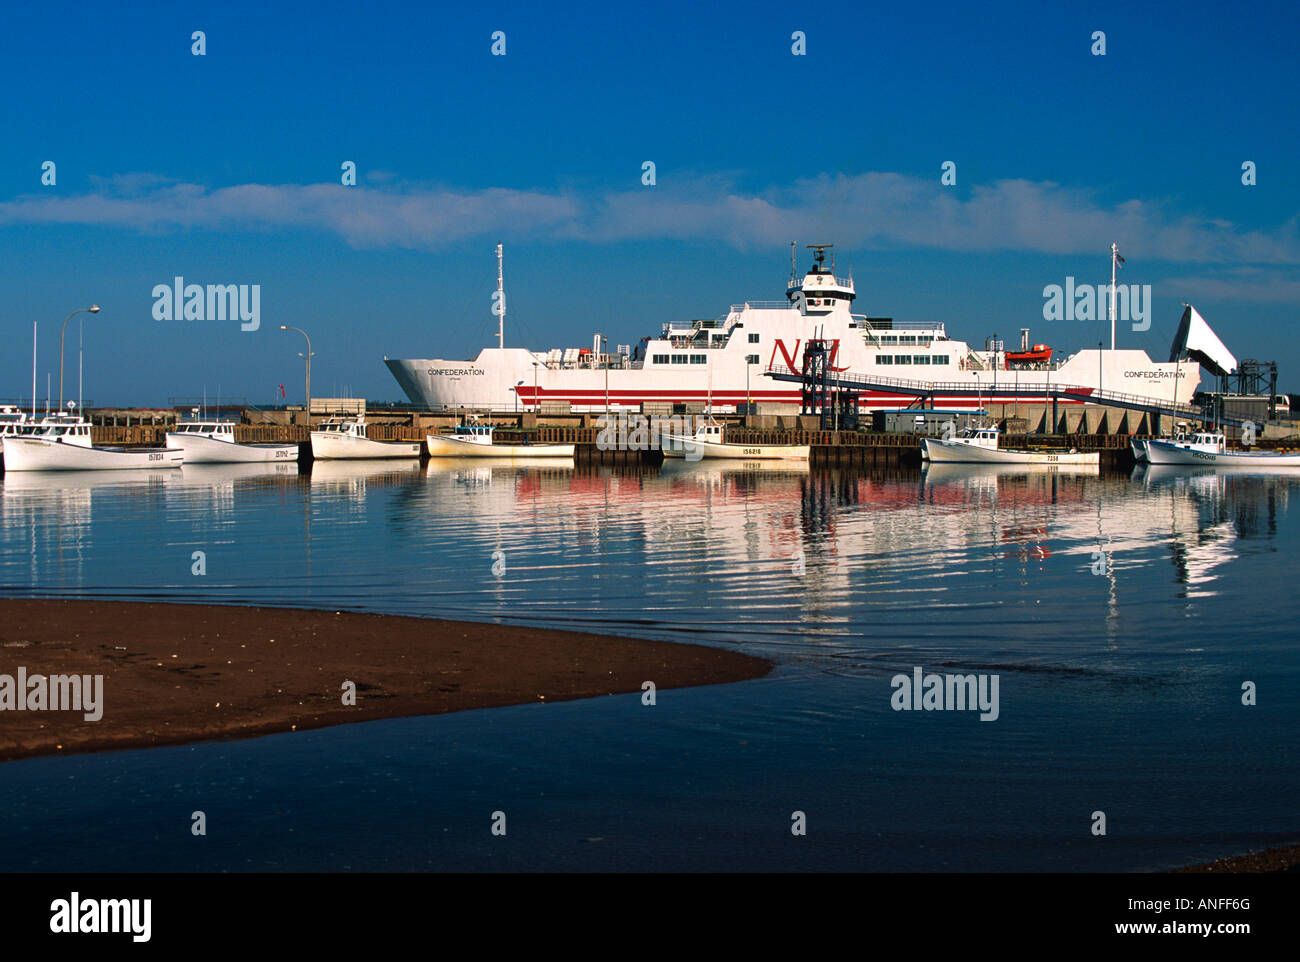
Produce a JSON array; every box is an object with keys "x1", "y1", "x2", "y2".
[{"x1": 1, "y1": 458, "x2": 1296, "y2": 871}]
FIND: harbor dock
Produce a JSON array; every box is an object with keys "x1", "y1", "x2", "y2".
[{"x1": 4, "y1": 401, "x2": 1294, "y2": 472}]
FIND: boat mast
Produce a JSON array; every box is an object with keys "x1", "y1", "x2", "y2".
[
  {"x1": 31, "y1": 322, "x2": 37, "y2": 419},
  {"x1": 496, "y1": 243, "x2": 505, "y2": 350},
  {"x1": 1109, "y1": 242, "x2": 1120, "y2": 351}
]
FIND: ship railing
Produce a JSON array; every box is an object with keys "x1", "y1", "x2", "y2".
[
  {"x1": 854, "y1": 318, "x2": 947, "y2": 332},
  {"x1": 730, "y1": 301, "x2": 791, "y2": 312}
]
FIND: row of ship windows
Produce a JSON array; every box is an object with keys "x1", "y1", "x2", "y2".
[
  {"x1": 652, "y1": 354, "x2": 764, "y2": 365},
  {"x1": 877, "y1": 355, "x2": 951, "y2": 366},
  {"x1": 876, "y1": 335, "x2": 933, "y2": 345}
]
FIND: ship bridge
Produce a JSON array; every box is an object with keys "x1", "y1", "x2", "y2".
[{"x1": 787, "y1": 243, "x2": 855, "y2": 315}]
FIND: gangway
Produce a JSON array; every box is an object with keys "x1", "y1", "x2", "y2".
[{"x1": 764, "y1": 365, "x2": 1262, "y2": 428}]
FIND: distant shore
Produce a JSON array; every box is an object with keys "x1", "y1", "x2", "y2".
[
  {"x1": 0, "y1": 599, "x2": 771, "y2": 762},
  {"x1": 1172, "y1": 843, "x2": 1300, "y2": 873}
]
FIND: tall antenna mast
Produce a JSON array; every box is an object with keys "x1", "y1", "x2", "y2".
[
  {"x1": 1109, "y1": 242, "x2": 1121, "y2": 352},
  {"x1": 790, "y1": 241, "x2": 796, "y2": 283},
  {"x1": 496, "y1": 243, "x2": 505, "y2": 350}
]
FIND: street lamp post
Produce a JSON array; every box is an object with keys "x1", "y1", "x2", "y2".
[
  {"x1": 58, "y1": 305, "x2": 100, "y2": 411},
  {"x1": 601, "y1": 335, "x2": 609, "y2": 416},
  {"x1": 280, "y1": 325, "x2": 313, "y2": 418}
]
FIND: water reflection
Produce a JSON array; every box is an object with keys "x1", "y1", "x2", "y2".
[{"x1": 0, "y1": 460, "x2": 1295, "y2": 663}]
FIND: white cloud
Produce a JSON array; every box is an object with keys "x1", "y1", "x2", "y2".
[
  {"x1": 2, "y1": 171, "x2": 1297, "y2": 270},
  {"x1": 1162, "y1": 267, "x2": 1300, "y2": 304}
]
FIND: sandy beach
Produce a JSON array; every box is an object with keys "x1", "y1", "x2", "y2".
[{"x1": 0, "y1": 599, "x2": 771, "y2": 762}]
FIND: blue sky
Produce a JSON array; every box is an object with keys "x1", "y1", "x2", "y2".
[{"x1": 1, "y1": 0, "x2": 1297, "y2": 406}]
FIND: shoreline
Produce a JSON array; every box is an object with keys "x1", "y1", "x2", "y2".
[
  {"x1": 0, "y1": 598, "x2": 772, "y2": 762},
  {"x1": 1170, "y1": 843, "x2": 1300, "y2": 874}
]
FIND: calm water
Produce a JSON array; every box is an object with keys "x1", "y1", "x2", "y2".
[{"x1": 0, "y1": 458, "x2": 1296, "y2": 871}]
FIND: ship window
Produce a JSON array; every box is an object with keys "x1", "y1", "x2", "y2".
[
  {"x1": 652, "y1": 354, "x2": 669, "y2": 365},
  {"x1": 671, "y1": 355, "x2": 688, "y2": 364},
  {"x1": 932, "y1": 355, "x2": 949, "y2": 365},
  {"x1": 894, "y1": 355, "x2": 911, "y2": 364},
  {"x1": 748, "y1": 333, "x2": 759, "y2": 343},
  {"x1": 690, "y1": 355, "x2": 707, "y2": 364},
  {"x1": 746, "y1": 354, "x2": 760, "y2": 365},
  {"x1": 913, "y1": 355, "x2": 931, "y2": 365},
  {"x1": 880, "y1": 335, "x2": 897, "y2": 344},
  {"x1": 899, "y1": 335, "x2": 917, "y2": 345},
  {"x1": 877, "y1": 355, "x2": 893, "y2": 365}
]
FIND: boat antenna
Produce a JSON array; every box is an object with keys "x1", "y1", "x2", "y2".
[
  {"x1": 790, "y1": 241, "x2": 796, "y2": 283},
  {"x1": 496, "y1": 242, "x2": 505, "y2": 350}
]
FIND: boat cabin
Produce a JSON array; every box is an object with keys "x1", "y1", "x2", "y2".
[
  {"x1": 449, "y1": 423, "x2": 495, "y2": 446},
  {"x1": 953, "y1": 426, "x2": 1000, "y2": 450},
  {"x1": 693, "y1": 421, "x2": 724, "y2": 442},
  {"x1": 0, "y1": 409, "x2": 36, "y2": 438},
  {"x1": 314, "y1": 417, "x2": 367, "y2": 438},
  {"x1": 30, "y1": 417, "x2": 93, "y2": 448},
  {"x1": 172, "y1": 420, "x2": 237, "y2": 439}
]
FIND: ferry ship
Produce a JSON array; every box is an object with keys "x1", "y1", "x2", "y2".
[{"x1": 385, "y1": 245, "x2": 1206, "y2": 413}]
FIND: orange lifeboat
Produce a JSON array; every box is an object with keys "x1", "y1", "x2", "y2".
[{"x1": 1005, "y1": 344, "x2": 1052, "y2": 367}]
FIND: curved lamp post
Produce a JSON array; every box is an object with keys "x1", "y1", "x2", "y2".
[
  {"x1": 280, "y1": 325, "x2": 313, "y2": 415},
  {"x1": 58, "y1": 305, "x2": 100, "y2": 411}
]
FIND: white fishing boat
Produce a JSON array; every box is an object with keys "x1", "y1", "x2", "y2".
[
  {"x1": 921, "y1": 425, "x2": 1099, "y2": 465},
  {"x1": 661, "y1": 420, "x2": 810, "y2": 460},
  {"x1": 165, "y1": 418, "x2": 299, "y2": 464},
  {"x1": 1132, "y1": 423, "x2": 1220, "y2": 463},
  {"x1": 425, "y1": 421, "x2": 574, "y2": 458},
  {"x1": 2, "y1": 414, "x2": 184, "y2": 471},
  {"x1": 1145, "y1": 431, "x2": 1300, "y2": 467},
  {"x1": 309, "y1": 416, "x2": 421, "y2": 460}
]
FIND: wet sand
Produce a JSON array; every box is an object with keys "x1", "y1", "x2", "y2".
[{"x1": 0, "y1": 599, "x2": 771, "y2": 762}]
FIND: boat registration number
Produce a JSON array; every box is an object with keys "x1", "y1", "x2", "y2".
[{"x1": 148, "y1": 453, "x2": 164, "y2": 462}]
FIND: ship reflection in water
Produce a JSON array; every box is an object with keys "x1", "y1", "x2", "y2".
[{"x1": 0, "y1": 459, "x2": 1296, "y2": 871}]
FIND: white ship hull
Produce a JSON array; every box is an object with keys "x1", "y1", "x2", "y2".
[
  {"x1": 310, "y1": 432, "x2": 421, "y2": 460},
  {"x1": 4, "y1": 438, "x2": 184, "y2": 471},
  {"x1": 165, "y1": 432, "x2": 299, "y2": 464},
  {"x1": 1144, "y1": 440, "x2": 1300, "y2": 467},
  {"x1": 921, "y1": 437, "x2": 1098, "y2": 464},
  {"x1": 425, "y1": 434, "x2": 574, "y2": 458},
  {"x1": 661, "y1": 436, "x2": 810, "y2": 460},
  {"x1": 386, "y1": 248, "x2": 1203, "y2": 414},
  {"x1": 387, "y1": 345, "x2": 1196, "y2": 415}
]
